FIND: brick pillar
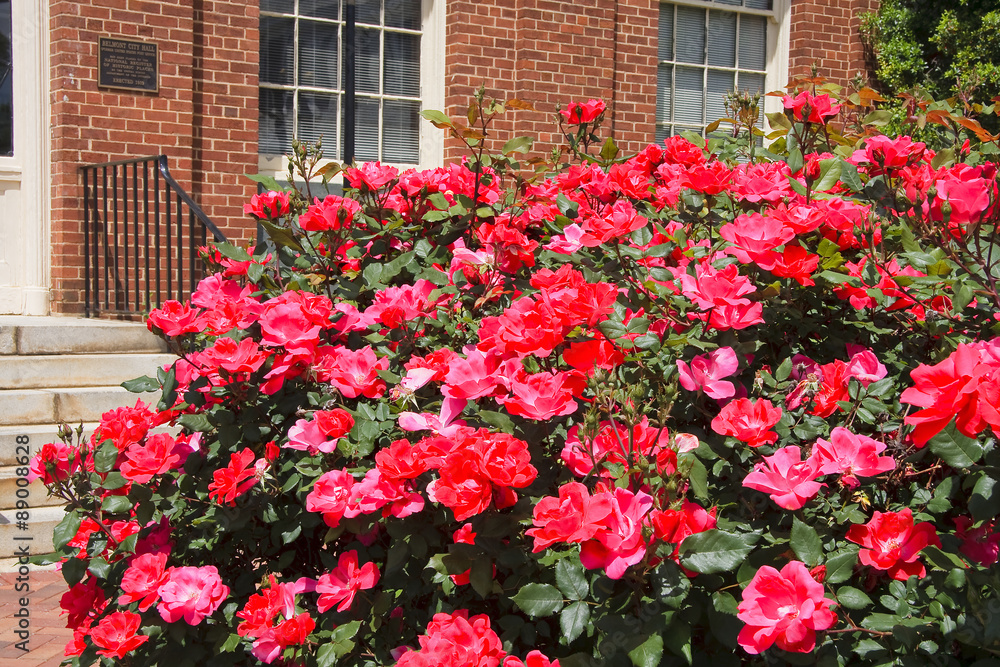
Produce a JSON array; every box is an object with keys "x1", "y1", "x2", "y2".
[
  {"x1": 443, "y1": 0, "x2": 658, "y2": 163},
  {"x1": 49, "y1": 0, "x2": 259, "y2": 314},
  {"x1": 788, "y1": 0, "x2": 880, "y2": 88}
]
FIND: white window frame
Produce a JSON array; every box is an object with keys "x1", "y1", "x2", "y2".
[
  {"x1": 656, "y1": 0, "x2": 790, "y2": 138},
  {"x1": 257, "y1": 0, "x2": 444, "y2": 181}
]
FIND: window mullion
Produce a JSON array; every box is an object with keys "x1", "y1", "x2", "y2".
[
  {"x1": 379, "y1": 1, "x2": 386, "y2": 161},
  {"x1": 292, "y1": 0, "x2": 300, "y2": 148}
]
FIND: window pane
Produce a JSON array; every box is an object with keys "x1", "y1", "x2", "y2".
[
  {"x1": 0, "y1": 0, "x2": 10, "y2": 156},
  {"x1": 675, "y1": 6, "x2": 705, "y2": 64},
  {"x1": 384, "y1": 31, "x2": 420, "y2": 97},
  {"x1": 383, "y1": 98, "x2": 420, "y2": 163},
  {"x1": 656, "y1": 65, "x2": 672, "y2": 125},
  {"x1": 260, "y1": 16, "x2": 295, "y2": 85},
  {"x1": 673, "y1": 66, "x2": 703, "y2": 126},
  {"x1": 655, "y1": 125, "x2": 668, "y2": 144},
  {"x1": 299, "y1": 91, "x2": 340, "y2": 155},
  {"x1": 299, "y1": 20, "x2": 339, "y2": 89},
  {"x1": 739, "y1": 15, "x2": 767, "y2": 71},
  {"x1": 259, "y1": 89, "x2": 294, "y2": 154},
  {"x1": 261, "y1": 0, "x2": 293, "y2": 13},
  {"x1": 353, "y1": 27, "x2": 381, "y2": 94},
  {"x1": 707, "y1": 10, "x2": 736, "y2": 68},
  {"x1": 738, "y1": 71, "x2": 765, "y2": 95},
  {"x1": 745, "y1": 0, "x2": 772, "y2": 9},
  {"x1": 300, "y1": 0, "x2": 340, "y2": 20},
  {"x1": 658, "y1": 5, "x2": 673, "y2": 61},
  {"x1": 707, "y1": 70, "x2": 733, "y2": 125},
  {"x1": 353, "y1": 96, "x2": 380, "y2": 161},
  {"x1": 356, "y1": 0, "x2": 381, "y2": 25},
  {"x1": 385, "y1": 0, "x2": 421, "y2": 30}
]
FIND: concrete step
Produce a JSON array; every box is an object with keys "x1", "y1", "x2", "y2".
[
  {"x1": 0, "y1": 316, "x2": 168, "y2": 355},
  {"x1": 0, "y1": 466, "x2": 61, "y2": 510},
  {"x1": 0, "y1": 387, "x2": 162, "y2": 426},
  {"x1": 0, "y1": 422, "x2": 182, "y2": 467},
  {"x1": 0, "y1": 353, "x2": 175, "y2": 390},
  {"x1": 0, "y1": 504, "x2": 66, "y2": 556}
]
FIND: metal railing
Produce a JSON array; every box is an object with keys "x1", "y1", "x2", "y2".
[{"x1": 81, "y1": 155, "x2": 227, "y2": 317}]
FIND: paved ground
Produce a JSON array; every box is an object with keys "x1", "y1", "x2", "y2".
[{"x1": 0, "y1": 571, "x2": 72, "y2": 666}]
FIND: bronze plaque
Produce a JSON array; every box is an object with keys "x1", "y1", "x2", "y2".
[{"x1": 98, "y1": 37, "x2": 158, "y2": 92}]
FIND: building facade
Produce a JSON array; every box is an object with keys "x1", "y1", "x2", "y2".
[{"x1": 0, "y1": 0, "x2": 876, "y2": 316}]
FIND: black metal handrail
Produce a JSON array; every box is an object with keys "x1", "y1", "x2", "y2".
[{"x1": 81, "y1": 155, "x2": 227, "y2": 317}]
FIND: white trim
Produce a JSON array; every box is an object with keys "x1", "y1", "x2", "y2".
[
  {"x1": 0, "y1": 1, "x2": 50, "y2": 315},
  {"x1": 418, "y1": 0, "x2": 445, "y2": 169},
  {"x1": 258, "y1": 0, "x2": 444, "y2": 180},
  {"x1": 656, "y1": 0, "x2": 790, "y2": 137},
  {"x1": 0, "y1": 159, "x2": 21, "y2": 182},
  {"x1": 764, "y1": 0, "x2": 791, "y2": 118}
]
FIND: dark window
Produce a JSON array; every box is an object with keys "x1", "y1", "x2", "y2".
[
  {"x1": 258, "y1": 0, "x2": 422, "y2": 163},
  {"x1": 0, "y1": 0, "x2": 12, "y2": 156}
]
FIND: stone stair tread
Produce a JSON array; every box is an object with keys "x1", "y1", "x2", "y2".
[
  {"x1": 0, "y1": 387, "x2": 162, "y2": 426},
  {"x1": 0, "y1": 504, "x2": 67, "y2": 555},
  {"x1": 0, "y1": 352, "x2": 175, "y2": 390},
  {"x1": 0, "y1": 316, "x2": 167, "y2": 355}
]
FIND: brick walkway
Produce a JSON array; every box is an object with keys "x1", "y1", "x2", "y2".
[{"x1": 0, "y1": 571, "x2": 71, "y2": 666}]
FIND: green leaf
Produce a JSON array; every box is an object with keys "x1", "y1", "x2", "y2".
[
  {"x1": 88, "y1": 556, "x2": 110, "y2": 580},
  {"x1": 101, "y1": 472, "x2": 128, "y2": 490},
  {"x1": 260, "y1": 219, "x2": 303, "y2": 252},
  {"x1": 101, "y1": 495, "x2": 133, "y2": 514},
  {"x1": 791, "y1": 516, "x2": 823, "y2": 567},
  {"x1": 421, "y1": 109, "x2": 454, "y2": 129},
  {"x1": 765, "y1": 111, "x2": 791, "y2": 131},
  {"x1": 511, "y1": 583, "x2": 564, "y2": 617},
  {"x1": 854, "y1": 638, "x2": 887, "y2": 657},
  {"x1": 560, "y1": 601, "x2": 590, "y2": 644},
  {"x1": 177, "y1": 413, "x2": 213, "y2": 432},
  {"x1": 952, "y1": 283, "x2": 975, "y2": 314},
  {"x1": 244, "y1": 172, "x2": 286, "y2": 193},
  {"x1": 600, "y1": 137, "x2": 619, "y2": 162},
  {"x1": 215, "y1": 242, "x2": 251, "y2": 262},
  {"x1": 470, "y1": 558, "x2": 494, "y2": 599},
  {"x1": 502, "y1": 136, "x2": 533, "y2": 155},
  {"x1": 121, "y1": 375, "x2": 159, "y2": 392},
  {"x1": 157, "y1": 366, "x2": 177, "y2": 412},
  {"x1": 971, "y1": 472, "x2": 1000, "y2": 522},
  {"x1": 93, "y1": 441, "x2": 119, "y2": 474},
  {"x1": 775, "y1": 357, "x2": 793, "y2": 382},
  {"x1": 928, "y1": 420, "x2": 984, "y2": 468},
  {"x1": 53, "y1": 510, "x2": 82, "y2": 551},
  {"x1": 597, "y1": 319, "x2": 627, "y2": 340},
  {"x1": 332, "y1": 619, "x2": 361, "y2": 643},
  {"x1": 838, "y1": 161, "x2": 864, "y2": 192},
  {"x1": 627, "y1": 633, "x2": 664, "y2": 667},
  {"x1": 62, "y1": 557, "x2": 88, "y2": 586},
  {"x1": 688, "y1": 457, "x2": 709, "y2": 500},
  {"x1": 813, "y1": 158, "x2": 843, "y2": 192},
  {"x1": 837, "y1": 586, "x2": 874, "y2": 609},
  {"x1": 824, "y1": 549, "x2": 859, "y2": 584},
  {"x1": 679, "y1": 530, "x2": 758, "y2": 574},
  {"x1": 555, "y1": 558, "x2": 589, "y2": 600},
  {"x1": 862, "y1": 110, "x2": 892, "y2": 126}
]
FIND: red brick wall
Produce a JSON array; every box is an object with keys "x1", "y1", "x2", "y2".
[
  {"x1": 788, "y1": 0, "x2": 880, "y2": 88},
  {"x1": 49, "y1": 0, "x2": 258, "y2": 315},
  {"x1": 443, "y1": 0, "x2": 659, "y2": 163}
]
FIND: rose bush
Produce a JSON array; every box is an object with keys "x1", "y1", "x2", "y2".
[{"x1": 32, "y1": 83, "x2": 1000, "y2": 666}]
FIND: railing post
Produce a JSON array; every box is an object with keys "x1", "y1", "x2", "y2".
[{"x1": 79, "y1": 155, "x2": 226, "y2": 316}]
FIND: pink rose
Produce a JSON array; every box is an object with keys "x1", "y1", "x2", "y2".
[
  {"x1": 738, "y1": 561, "x2": 836, "y2": 654},
  {"x1": 156, "y1": 565, "x2": 229, "y2": 625}
]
